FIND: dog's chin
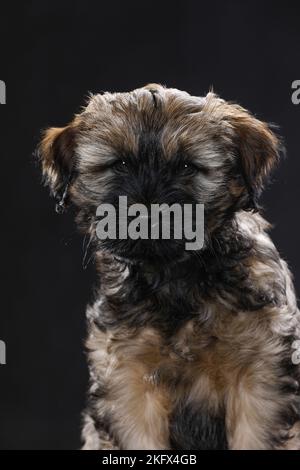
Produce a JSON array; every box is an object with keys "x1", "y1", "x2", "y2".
[{"x1": 102, "y1": 239, "x2": 191, "y2": 267}]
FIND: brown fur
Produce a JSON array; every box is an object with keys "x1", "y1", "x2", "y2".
[{"x1": 38, "y1": 85, "x2": 300, "y2": 450}]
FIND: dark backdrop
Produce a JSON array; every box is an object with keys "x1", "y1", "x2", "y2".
[{"x1": 0, "y1": 0, "x2": 299, "y2": 450}]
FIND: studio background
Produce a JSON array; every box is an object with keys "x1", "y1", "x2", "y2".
[{"x1": 0, "y1": 0, "x2": 299, "y2": 450}]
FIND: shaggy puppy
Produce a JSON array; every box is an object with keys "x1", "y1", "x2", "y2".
[{"x1": 39, "y1": 84, "x2": 300, "y2": 450}]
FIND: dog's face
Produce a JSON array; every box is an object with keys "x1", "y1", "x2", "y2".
[{"x1": 39, "y1": 84, "x2": 280, "y2": 264}]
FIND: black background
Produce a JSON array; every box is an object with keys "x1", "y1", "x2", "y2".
[{"x1": 0, "y1": 0, "x2": 299, "y2": 450}]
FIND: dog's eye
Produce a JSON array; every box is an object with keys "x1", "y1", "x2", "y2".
[
  {"x1": 181, "y1": 162, "x2": 201, "y2": 173},
  {"x1": 182, "y1": 162, "x2": 210, "y2": 176},
  {"x1": 112, "y1": 159, "x2": 127, "y2": 170}
]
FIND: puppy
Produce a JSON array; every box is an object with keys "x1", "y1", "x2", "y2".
[{"x1": 38, "y1": 84, "x2": 300, "y2": 450}]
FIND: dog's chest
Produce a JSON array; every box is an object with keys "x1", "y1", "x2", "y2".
[
  {"x1": 88, "y1": 315, "x2": 241, "y2": 394},
  {"x1": 87, "y1": 311, "x2": 282, "y2": 450}
]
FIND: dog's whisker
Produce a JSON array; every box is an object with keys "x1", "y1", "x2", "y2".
[{"x1": 82, "y1": 232, "x2": 94, "y2": 270}]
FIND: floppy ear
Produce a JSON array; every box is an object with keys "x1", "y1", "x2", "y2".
[
  {"x1": 38, "y1": 122, "x2": 78, "y2": 212},
  {"x1": 225, "y1": 104, "x2": 282, "y2": 208}
]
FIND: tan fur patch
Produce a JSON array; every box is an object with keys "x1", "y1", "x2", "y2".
[{"x1": 86, "y1": 296, "x2": 297, "y2": 449}]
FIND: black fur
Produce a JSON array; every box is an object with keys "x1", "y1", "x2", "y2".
[{"x1": 169, "y1": 402, "x2": 228, "y2": 450}]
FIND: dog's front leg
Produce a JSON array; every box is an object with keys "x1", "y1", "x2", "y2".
[
  {"x1": 226, "y1": 372, "x2": 300, "y2": 450},
  {"x1": 81, "y1": 410, "x2": 119, "y2": 450},
  {"x1": 108, "y1": 368, "x2": 171, "y2": 450},
  {"x1": 85, "y1": 325, "x2": 171, "y2": 450}
]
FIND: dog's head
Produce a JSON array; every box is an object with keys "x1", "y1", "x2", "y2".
[{"x1": 38, "y1": 84, "x2": 281, "y2": 264}]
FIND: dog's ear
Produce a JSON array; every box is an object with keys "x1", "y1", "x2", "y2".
[
  {"x1": 38, "y1": 122, "x2": 78, "y2": 212},
  {"x1": 224, "y1": 103, "x2": 282, "y2": 209}
]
